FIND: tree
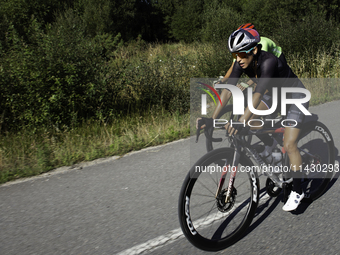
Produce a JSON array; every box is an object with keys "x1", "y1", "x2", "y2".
[
  {"x1": 75, "y1": 0, "x2": 112, "y2": 37},
  {"x1": 170, "y1": 0, "x2": 205, "y2": 42},
  {"x1": 0, "y1": 0, "x2": 71, "y2": 40}
]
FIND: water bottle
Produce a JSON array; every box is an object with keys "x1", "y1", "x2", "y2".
[
  {"x1": 257, "y1": 145, "x2": 273, "y2": 164},
  {"x1": 271, "y1": 148, "x2": 282, "y2": 173}
]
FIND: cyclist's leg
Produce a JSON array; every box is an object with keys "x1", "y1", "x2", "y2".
[
  {"x1": 282, "y1": 91, "x2": 309, "y2": 210},
  {"x1": 283, "y1": 91, "x2": 310, "y2": 173},
  {"x1": 283, "y1": 127, "x2": 303, "y2": 193}
]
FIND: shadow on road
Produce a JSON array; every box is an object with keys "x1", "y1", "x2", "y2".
[
  {"x1": 323, "y1": 146, "x2": 340, "y2": 194},
  {"x1": 239, "y1": 187, "x2": 281, "y2": 239},
  {"x1": 292, "y1": 146, "x2": 339, "y2": 214},
  {"x1": 237, "y1": 145, "x2": 340, "y2": 238}
]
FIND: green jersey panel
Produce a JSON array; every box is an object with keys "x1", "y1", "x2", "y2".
[{"x1": 259, "y1": 37, "x2": 282, "y2": 58}]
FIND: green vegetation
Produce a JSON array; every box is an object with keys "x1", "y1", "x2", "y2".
[
  {"x1": 0, "y1": 110, "x2": 190, "y2": 182},
  {"x1": 1, "y1": 0, "x2": 340, "y2": 183}
]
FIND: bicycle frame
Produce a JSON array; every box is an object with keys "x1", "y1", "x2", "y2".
[
  {"x1": 215, "y1": 127, "x2": 290, "y2": 204},
  {"x1": 196, "y1": 111, "x2": 333, "y2": 205}
]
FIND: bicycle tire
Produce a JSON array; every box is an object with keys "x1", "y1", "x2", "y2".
[
  {"x1": 178, "y1": 147, "x2": 259, "y2": 251},
  {"x1": 284, "y1": 121, "x2": 335, "y2": 201}
]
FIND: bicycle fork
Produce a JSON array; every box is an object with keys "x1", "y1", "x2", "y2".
[{"x1": 215, "y1": 138, "x2": 242, "y2": 204}]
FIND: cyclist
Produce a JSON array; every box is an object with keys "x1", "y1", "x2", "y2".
[
  {"x1": 215, "y1": 28, "x2": 309, "y2": 211},
  {"x1": 213, "y1": 24, "x2": 285, "y2": 158}
]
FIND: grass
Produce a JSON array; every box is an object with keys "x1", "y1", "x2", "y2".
[
  {"x1": 0, "y1": 110, "x2": 189, "y2": 183},
  {"x1": 1, "y1": 41, "x2": 340, "y2": 184}
]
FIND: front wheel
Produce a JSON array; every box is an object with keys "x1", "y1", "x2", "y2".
[{"x1": 178, "y1": 148, "x2": 259, "y2": 251}]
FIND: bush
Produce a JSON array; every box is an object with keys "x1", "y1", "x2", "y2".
[
  {"x1": 195, "y1": 41, "x2": 232, "y2": 78},
  {"x1": 106, "y1": 51, "x2": 194, "y2": 117},
  {"x1": 0, "y1": 12, "x2": 121, "y2": 131},
  {"x1": 0, "y1": 10, "x2": 195, "y2": 132},
  {"x1": 201, "y1": 1, "x2": 245, "y2": 42},
  {"x1": 170, "y1": 0, "x2": 204, "y2": 42},
  {"x1": 272, "y1": 13, "x2": 340, "y2": 55}
]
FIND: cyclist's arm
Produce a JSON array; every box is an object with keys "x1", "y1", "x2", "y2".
[
  {"x1": 212, "y1": 63, "x2": 242, "y2": 119},
  {"x1": 238, "y1": 92, "x2": 262, "y2": 123},
  {"x1": 212, "y1": 62, "x2": 239, "y2": 119},
  {"x1": 212, "y1": 88, "x2": 232, "y2": 119},
  {"x1": 239, "y1": 57, "x2": 277, "y2": 122},
  {"x1": 219, "y1": 62, "x2": 234, "y2": 84},
  {"x1": 226, "y1": 92, "x2": 262, "y2": 136},
  {"x1": 219, "y1": 62, "x2": 255, "y2": 89}
]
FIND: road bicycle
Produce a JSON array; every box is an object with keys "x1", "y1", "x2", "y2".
[{"x1": 178, "y1": 114, "x2": 335, "y2": 251}]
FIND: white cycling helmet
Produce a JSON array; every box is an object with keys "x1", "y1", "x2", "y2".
[{"x1": 228, "y1": 28, "x2": 260, "y2": 53}]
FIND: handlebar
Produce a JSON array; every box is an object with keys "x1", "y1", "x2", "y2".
[
  {"x1": 196, "y1": 118, "x2": 251, "y2": 143},
  {"x1": 196, "y1": 118, "x2": 223, "y2": 143}
]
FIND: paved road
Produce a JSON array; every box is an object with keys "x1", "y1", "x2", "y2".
[{"x1": 1, "y1": 101, "x2": 340, "y2": 255}]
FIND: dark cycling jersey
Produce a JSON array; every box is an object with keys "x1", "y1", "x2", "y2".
[
  {"x1": 228, "y1": 47, "x2": 308, "y2": 127},
  {"x1": 228, "y1": 47, "x2": 304, "y2": 95}
]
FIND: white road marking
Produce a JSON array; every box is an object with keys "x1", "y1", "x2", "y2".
[
  {"x1": 116, "y1": 193, "x2": 271, "y2": 255},
  {"x1": 115, "y1": 228, "x2": 184, "y2": 255}
]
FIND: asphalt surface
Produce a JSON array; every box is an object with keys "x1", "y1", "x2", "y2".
[{"x1": 1, "y1": 100, "x2": 340, "y2": 255}]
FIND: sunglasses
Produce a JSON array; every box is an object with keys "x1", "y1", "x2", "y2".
[{"x1": 231, "y1": 47, "x2": 255, "y2": 59}]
